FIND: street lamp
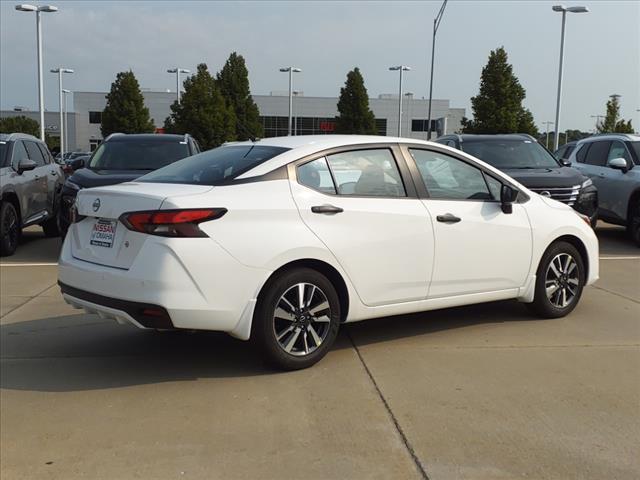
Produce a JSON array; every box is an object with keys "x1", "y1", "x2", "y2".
[
  {"x1": 50, "y1": 67, "x2": 73, "y2": 158},
  {"x1": 542, "y1": 121, "x2": 554, "y2": 149},
  {"x1": 279, "y1": 67, "x2": 301, "y2": 136},
  {"x1": 15, "y1": 4, "x2": 58, "y2": 141},
  {"x1": 426, "y1": 0, "x2": 448, "y2": 140},
  {"x1": 167, "y1": 68, "x2": 190, "y2": 104},
  {"x1": 405, "y1": 92, "x2": 413, "y2": 137},
  {"x1": 389, "y1": 66, "x2": 411, "y2": 137},
  {"x1": 292, "y1": 90, "x2": 302, "y2": 136},
  {"x1": 552, "y1": 4, "x2": 589, "y2": 151},
  {"x1": 62, "y1": 88, "x2": 70, "y2": 153}
]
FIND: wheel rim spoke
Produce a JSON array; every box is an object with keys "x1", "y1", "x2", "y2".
[
  {"x1": 545, "y1": 253, "x2": 580, "y2": 309},
  {"x1": 273, "y1": 282, "x2": 332, "y2": 357}
]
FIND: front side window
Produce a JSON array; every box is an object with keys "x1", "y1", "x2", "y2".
[
  {"x1": 410, "y1": 149, "x2": 493, "y2": 200},
  {"x1": 608, "y1": 141, "x2": 631, "y2": 164},
  {"x1": 139, "y1": 145, "x2": 289, "y2": 186},
  {"x1": 325, "y1": 149, "x2": 405, "y2": 197},
  {"x1": 11, "y1": 141, "x2": 29, "y2": 168},
  {"x1": 0, "y1": 142, "x2": 8, "y2": 168},
  {"x1": 24, "y1": 141, "x2": 46, "y2": 167}
]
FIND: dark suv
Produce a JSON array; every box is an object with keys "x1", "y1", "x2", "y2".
[
  {"x1": 0, "y1": 133, "x2": 64, "y2": 256},
  {"x1": 436, "y1": 134, "x2": 598, "y2": 224},
  {"x1": 59, "y1": 133, "x2": 200, "y2": 236}
]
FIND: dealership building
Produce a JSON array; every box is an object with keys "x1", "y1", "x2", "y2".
[{"x1": 2, "y1": 90, "x2": 465, "y2": 152}]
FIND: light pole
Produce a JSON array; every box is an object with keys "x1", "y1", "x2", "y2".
[
  {"x1": 279, "y1": 67, "x2": 301, "y2": 136},
  {"x1": 590, "y1": 114, "x2": 605, "y2": 132},
  {"x1": 292, "y1": 90, "x2": 302, "y2": 136},
  {"x1": 15, "y1": 4, "x2": 58, "y2": 141},
  {"x1": 50, "y1": 67, "x2": 73, "y2": 158},
  {"x1": 427, "y1": 0, "x2": 448, "y2": 140},
  {"x1": 62, "y1": 88, "x2": 70, "y2": 153},
  {"x1": 552, "y1": 4, "x2": 589, "y2": 151},
  {"x1": 405, "y1": 92, "x2": 413, "y2": 137},
  {"x1": 389, "y1": 66, "x2": 411, "y2": 137},
  {"x1": 167, "y1": 68, "x2": 190, "y2": 104},
  {"x1": 543, "y1": 121, "x2": 554, "y2": 149}
]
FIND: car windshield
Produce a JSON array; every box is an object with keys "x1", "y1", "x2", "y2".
[
  {"x1": 0, "y1": 142, "x2": 7, "y2": 168},
  {"x1": 138, "y1": 145, "x2": 290, "y2": 186},
  {"x1": 88, "y1": 140, "x2": 190, "y2": 171},
  {"x1": 462, "y1": 139, "x2": 560, "y2": 169}
]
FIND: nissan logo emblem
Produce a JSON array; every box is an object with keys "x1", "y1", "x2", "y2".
[
  {"x1": 92, "y1": 198, "x2": 101, "y2": 212},
  {"x1": 539, "y1": 191, "x2": 551, "y2": 198}
]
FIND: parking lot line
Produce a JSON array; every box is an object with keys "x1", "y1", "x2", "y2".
[
  {"x1": 599, "y1": 256, "x2": 640, "y2": 260},
  {"x1": 0, "y1": 263, "x2": 59, "y2": 267}
]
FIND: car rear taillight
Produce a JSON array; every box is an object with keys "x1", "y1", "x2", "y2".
[{"x1": 119, "y1": 208, "x2": 227, "y2": 237}]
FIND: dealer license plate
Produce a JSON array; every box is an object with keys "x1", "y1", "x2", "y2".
[{"x1": 90, "y1": 219, "x2": 117, "y2": 248}]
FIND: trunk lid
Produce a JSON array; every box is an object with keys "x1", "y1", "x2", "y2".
[{"x1": 70, "y1": 182, "x2": 213, "y2": 269}]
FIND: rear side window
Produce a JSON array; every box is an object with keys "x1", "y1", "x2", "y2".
[
  {"x1": 36, "y1": 142, "x2": 52, "y2": 164},
  {"x1": 24, "y1": 141, "x2": 46, "y2": 166},
  {"x1": 298, "y1": 158, "x2": 336, "y2": 194},
  {"x1": 583, "y1": 141, "x2": 610, "y2": 166},
  {"x1": 410, "y1": 149, "x2": 493, "y2": 200},
  {"x1": 139, "y1": 145, "x2": 290, "y2": 185}
]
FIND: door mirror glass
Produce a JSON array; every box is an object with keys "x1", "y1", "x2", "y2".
[
  {"x1": 500, "y1": 185, "x2": 517, "y2": 214},
  {"x1": 17, "y1": 158, "x2": 37, "y2": 174},
  {"x1": 70, "y1": 158, "x2": 85, "y2": 171},
  {"x1": 561, "y1": 159, "x2": 571, "y2": 167},
  {"x1": 607, "y1": 157, "x2": 628, "y2": 172}
]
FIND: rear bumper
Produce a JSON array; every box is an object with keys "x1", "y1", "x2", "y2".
[{"x1": 58, "y1": 232, "x2": 272, "y2": 338}]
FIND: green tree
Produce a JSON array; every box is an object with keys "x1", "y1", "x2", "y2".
[
  {"x1": 164, "y1": 63, "x2": 236, "y2": 150},
  {"x1": 596, "y1": 95, "x2": 634, "y2": 133},
  {"x1": 216, "y1": 52, "x2": 263, "y2": 140},
  {"x1": 0, "y1": 115, "x2": 39, "y2": 136},
  {"x1": 461, "y1": 47, "x2": 538, "y2": 136},
  {"x1": 335, "y1": 67, "x2": 377, "y2": 135},
  {"x1": 101, "y1": 71, "x2": 155, "y2": 137}
]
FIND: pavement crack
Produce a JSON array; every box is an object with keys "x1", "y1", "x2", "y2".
[
  {"x1": 592, "y1": 285, "x2": 639, "y2": 304},
  {"x1": 346, "y1": 329, "x2": 430, "y2": 480}
]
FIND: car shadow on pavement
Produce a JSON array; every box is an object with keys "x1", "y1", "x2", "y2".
[
  {"x1": 0, "y1": 299, "x2": 535, "y2": 393},
  {"x1": 596, "y1": 223, "x2": 638, "y2": 256}
]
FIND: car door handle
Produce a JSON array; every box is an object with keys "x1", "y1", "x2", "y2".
[
  {"x1": 311, "y1": 204, "x2": 344, "y2": 215},
  {"x1": 436, "y1": 213, "x2": 461, "y2": 223}
]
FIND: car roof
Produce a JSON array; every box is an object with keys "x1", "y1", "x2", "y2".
[
  {"x1": 577, "y1": 133, "x2": 640, "y2": 144},
  {"x1": 105, "y1": 133, "x2": 188, "y2": 143},
  {"x1": 0, "y1": 132, "x2": 41, "y2": 142},
  {"x1": 232, "y1": 134, "x2": 448, "y2": 178},
  {"x1": 440, "y1": 134, "x2": 536, "y2": 142}
]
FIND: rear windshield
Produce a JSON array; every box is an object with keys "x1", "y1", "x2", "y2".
[
  {"x1": 462, "y1": 139, "x2": 560, "y2": 169},
  {"x1": 138, "y1": 145, "x2": 290, "y2": 186},
  {"x1": 0, "y1": 142, "x2": 7, "y2": 168},
  {"x1": 88, "y1": 140, "x2": 191, "y2": 171}
]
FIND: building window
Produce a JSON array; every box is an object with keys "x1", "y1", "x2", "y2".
[
  {"x1": 259, "y1": 116, "x2": 387, "y2": 137},
  {"x1": 411, "y1": 119, "x2": 437, "y2": 132},
  {"x1": 89, "y1": 111, "x2": 102, "y2": 124},
  {"x1": 375, "y1": 119, "x2": 387, "y2": 136}
]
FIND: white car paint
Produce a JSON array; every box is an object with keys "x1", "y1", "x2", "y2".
[{"x1": 58, "y1": 135, "x2": 599, "y2": 341}]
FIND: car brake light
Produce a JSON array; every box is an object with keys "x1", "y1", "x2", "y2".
[{"x1": 119, "y1": 208, "x2": 227, "y2": 237}]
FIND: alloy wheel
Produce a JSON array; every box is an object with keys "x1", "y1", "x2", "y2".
[
  {"x1": 545, "y1": 253, "x2": 580, "y2": 308},
  {"x1": 272, "y1": 282, "x2": 332, "y2": 357},
  {"x1": 2, "y1": 206, "x2": 18, "y2": 252}
]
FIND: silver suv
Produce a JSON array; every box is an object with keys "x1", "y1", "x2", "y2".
[
  {"x1": 568, "y1": 133, "x2": 640, "y2": 246},
  {"x1": 0, "y1": 133, "x2": 64, "y2": 256}
]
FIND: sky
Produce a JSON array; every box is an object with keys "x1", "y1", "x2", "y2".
[{"x1": 1, "y1": 0, "x2": 639, "y2": 132}]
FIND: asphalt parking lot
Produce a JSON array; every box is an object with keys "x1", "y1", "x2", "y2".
[{"x1": 1, "y1": 224, "x2": 638, "y2": 480}]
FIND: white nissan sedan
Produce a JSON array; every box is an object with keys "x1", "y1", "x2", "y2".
[{"x1": 59, "y1": 136, "x2": 599, "y2": 369}]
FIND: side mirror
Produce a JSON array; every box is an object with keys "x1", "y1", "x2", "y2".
[
  {"x1": 70, "y1": 158, "x2": 85, "y2": 171},
  {"x1": 17, "y1": 158, "x2": 37, "y2": 174},
  {"x1": 561, "y1": 159, "x2": 572, "y2": 167},
  {"x1": 500, "y1": 185, "x2": 517, "y2": 214},
  {"x1": 607, "y1": 157, "x2": 628, "y2": 173}
]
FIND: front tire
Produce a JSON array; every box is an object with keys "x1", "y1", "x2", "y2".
[
  {"x1": 0, "y1": 202, "x2": 20, "y2": 257},
  {"x1": 252, "y1": 268, "x2": 341, "y2": 370},
  {"x1": 527, "y1": 241, "x2": 585, "y2": 318},
  {"x1": 628, "y1": 200, "x2": 640, "y2": 248}
]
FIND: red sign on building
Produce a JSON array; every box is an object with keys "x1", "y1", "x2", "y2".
[{"x1": 319, "y1": 121, "x2": 335, "y2": 132}]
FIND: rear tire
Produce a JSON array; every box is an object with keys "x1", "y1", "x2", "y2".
[
  {"x1": 527, "y1": 241, "x2": 585, "y2": 318},
  {"x1": 627, "y1": 200, "x2": 640, "y2": 248},
  {"x1": 0, "y1": 202, "x2": 20, "y2": 257},
  {"x1": 252, "y1": 268, "x2": 341, "y2": 370}
]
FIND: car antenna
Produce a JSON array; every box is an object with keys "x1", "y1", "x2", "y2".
[{"x1": 236, "y1": 120, "x2": 260, "y2": 143}]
